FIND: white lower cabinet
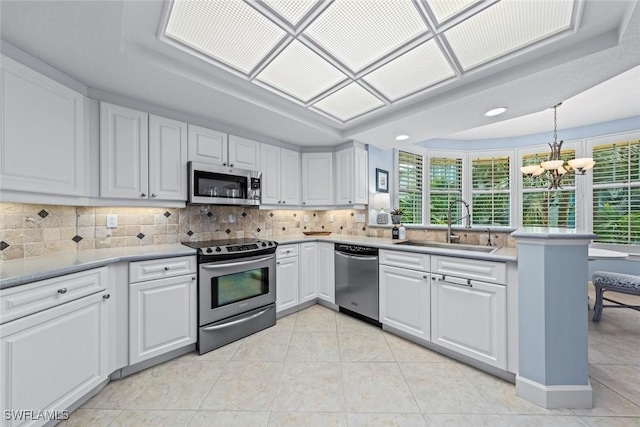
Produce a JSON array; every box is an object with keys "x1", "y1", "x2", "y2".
[
  {"x1": 379, "y1": 264, "x2": 431, "y2": 340},
  {"x1": 299, "y1": 242, "x2": 318, "y2": 303},
  {"x1": 317, "y1": 242, "x2": 335, "y2": 304},
  {"x1": 276, "y1": 244, "x2": 300, "y2": 313},
  {"x1": 129, "y1": 257, "x2": 197, "y2": 365},
  {"x1": 0, "y1": 271, "x2": 109, "y2": 427},
  {"x1": 431, "y1": 275, "x2": 507, "y2": 369}
]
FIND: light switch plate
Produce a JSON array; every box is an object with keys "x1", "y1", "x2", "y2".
[
  {"x1": 329, "y1": 215, "x2": 334, "y2": 222},
  {"x1": 106, "y1": 214, "x2": 118, "y2": 228}
]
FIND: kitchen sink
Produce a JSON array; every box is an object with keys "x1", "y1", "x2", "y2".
[{"x1": 394, "y1": 240, "x2": 496, "y2": 253}]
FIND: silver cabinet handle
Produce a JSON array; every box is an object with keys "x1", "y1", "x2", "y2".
[
  {"x1": 164, "y1": 266, "x2": 170, "y2": 271},
  {"x1": 278, "y1": 201, "x2": 282, "y2": 203},
  {"x1": 283, "y1": 201, "x2": 286, "y2": 204},
  {"x1": 230, "y1": 163, "x2": 234, "y2": 167},
  {"x1": 151, "y1": 193, "x2": 156, "y2": 198},
  {"x1": 423, "y1": 275, "x2": 428, "y2": 279},
  {"x1": 277, "y1": 261, "x2": 280, "y2": 265},
  {"x1": 437, "y1": 275, "x2": 473, "y2": 288},
  {"x1": 141, "y1": 193, "x2": 146, "y2": 197},
  {"x1": 349, "y1": 200, "x2": 352, "y2": 203},
  {"x1": 223, "y1": 162, "x2": 227, "y2": 166},
  {"x1": 57, "y1": 288, "x2": 67, "y2": 294},
  {"x1": 103, "y1": 294, "x2": 111, "y2": 300},
  {"x1": 302, "y1": 202, "x2": 306, "y2": 204},
  {"x1": 191, "y1": 276, "x2": 196, "y2": 280}
]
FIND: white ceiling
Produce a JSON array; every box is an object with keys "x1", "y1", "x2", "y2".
[{"x1": 1, "y1": 0, "x2": 639, "y2": 149}]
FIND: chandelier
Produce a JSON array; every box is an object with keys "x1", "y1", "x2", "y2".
[{"x1": 520, "y1": 103, "x2": 595, "y2": 189}]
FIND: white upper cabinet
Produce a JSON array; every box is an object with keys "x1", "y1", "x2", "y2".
[
  {"x1": 100, "y1": 102, "x2": 149, "y2": 199},
  {"x1": 187, "y1": 124, "x2": 227, "y2": 165},
  {"x1": 0, "y1": 55, "x2": 88, "y2": 197},
  {"x1": 301, "y1": 152, "x2": 333, "y2": 206},
  {"x1": 188, "y1": 125, "x2": 260, "y2": 170},
  {"x1": 261, "y1": 144, "x2": 300, "y2": 206},
  {"x1": 335, "y1": 147, "x2": 368, "y2": 206},
  {"x1": 228, "y1": 135, "x2": 260, "y2": 170},
  {"x1": 149, "y1": 115, "x2": 188, "y2": 201},
  {"x1": 100, "y1": 103, "x2": 187, "y2": 201}
]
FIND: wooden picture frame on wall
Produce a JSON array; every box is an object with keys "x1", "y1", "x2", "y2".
[{"x1": 375, "y1": 168, "x2": 389, "y2": 192}]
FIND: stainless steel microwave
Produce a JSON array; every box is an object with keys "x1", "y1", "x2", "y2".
[{"x1": 188, "y1": 161, "x2": 261, "y2": 206}]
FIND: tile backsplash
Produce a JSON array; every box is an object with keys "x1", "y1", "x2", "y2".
[
  {"x1": 0, "y1": 203, "x2": 370, "y2": 260},
  {"x1": 0, "y1": 203, "x2": 515, "y2": 261}
]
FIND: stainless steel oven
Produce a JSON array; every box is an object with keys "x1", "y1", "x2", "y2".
[{"x1": 183, "y1": 239, "x2": 277, "y2": 355}]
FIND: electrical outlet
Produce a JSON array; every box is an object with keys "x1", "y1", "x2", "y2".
[
  {"x1": 229, "y1": 214, "x2": 236, "y2": 223},
  {"x1": 329, "y1": 215, "x2": 334, "y2": 222},
  {"x1": 106, "y1": 214, "x2": 118, "y2": 228},
  {"x1": 355, "y1": 214, "x2": 366, "y2": 223}
]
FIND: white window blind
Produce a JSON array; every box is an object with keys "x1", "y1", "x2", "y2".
[
  {"x1": 521, "y1": 149, "x2": 576, "y2": 228},
  {"x1": 398, "y1": 150, "x2": 424, "y2": 224},
  {"x1": 429, "y1": 156, "x2": 463, "y2": 225},
  {"x1": 471, "y1": 155, "x2": 510, "y2": 226},
  {"x1": 592, "y1": 139, "x2": 640, "y2": 244}
]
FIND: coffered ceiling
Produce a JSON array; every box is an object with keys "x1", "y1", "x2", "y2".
[{"x1": 1, "y1": 0, "x2": 639, "y2": 148}]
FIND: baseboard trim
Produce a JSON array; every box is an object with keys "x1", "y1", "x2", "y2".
[{"x1": 516, "y1": 375, "x2": 593, "y2": 409}]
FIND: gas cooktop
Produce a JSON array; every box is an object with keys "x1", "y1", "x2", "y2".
[{"x1": 183, "y1": 238, "x2": 277, "y2": 256}]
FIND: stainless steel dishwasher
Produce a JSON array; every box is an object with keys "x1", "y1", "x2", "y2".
[{"x1": 334, "y1": 244, "x2": 379, "y2": 322}]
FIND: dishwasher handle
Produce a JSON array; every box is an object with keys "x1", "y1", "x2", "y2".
[{"x1": 335, "y1": 251, "x2": 378, "y2": 261}]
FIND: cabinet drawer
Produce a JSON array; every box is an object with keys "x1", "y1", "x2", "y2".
[
  {"x1": 380, "y1": 249, "x2": 430, "y2": 271},
  {"x1": 431, "y1": 255, "x2": 506, "y2": 285},
  {"x1": 0, "y1": 267, "x2": 107, "y2": 324},
  {"x1": 276, "y1": 244, "x2": 299, "y2": 259},
  {"x1": 129, "y1": 256, "x2": 196, "y2": 283}
]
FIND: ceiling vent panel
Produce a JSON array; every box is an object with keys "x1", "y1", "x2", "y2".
[
  {"x1": 312, "y1": 82, "x2": 385, "y2": 121},
  {"x1": 165, "y1": 0, "x2": 287, "y2": 74},
  {"x1": 256, "y1": 40, "x2": 348, "y2": 102},
  {"x1": 425, "y1": 0, "x2": 481, "y2": 24},
  {"x1": 444, "y1": 0, "x2": 574, "y2": 71},
  {"x1": 362, "y1": 39, "x2": 456, "y2": 101},
  {"x1": 261, "y1": 0, "x2": 319, "y2": 26},
  {"x1": 302, "y1": 0, "x2": 427, "y2": 73}
]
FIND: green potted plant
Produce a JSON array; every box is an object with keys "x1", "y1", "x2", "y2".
[{"x1": 390, "y1": 207, "x2": 404, "y2": 224}]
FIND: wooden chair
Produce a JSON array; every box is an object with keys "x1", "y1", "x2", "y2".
[{"x1": 592, "y1": 271, "x2": 640, "y2": 322}]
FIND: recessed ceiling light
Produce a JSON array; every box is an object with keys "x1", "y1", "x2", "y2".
[
  {"x1": 395, "y1": 134, "x2": 410, "y2": 141},
  {"x1": 485, "y1": 107, "x2": 507, "y2": 117}
]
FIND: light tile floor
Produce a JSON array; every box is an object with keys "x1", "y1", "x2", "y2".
[{"x1": 62, "y1": 288, "x2": 640, "y2": 427}]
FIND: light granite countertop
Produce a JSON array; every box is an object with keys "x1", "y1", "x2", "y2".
[
  {"x1": 0, "y1": 244, "x2": 196, "y2": 289},
  {"x1": 0, "y1": 236, "x2": 517, "y2": 290},
  {"x1": 270, "y1": 234, "x2": 518, "y2": 262}
]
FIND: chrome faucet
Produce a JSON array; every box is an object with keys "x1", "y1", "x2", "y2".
[{"x1": 447, "y1": 199, "x2": 472, "y2": 243}]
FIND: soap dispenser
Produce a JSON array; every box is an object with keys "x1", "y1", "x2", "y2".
[{"x1": 398, "y1": 224, "x2": 406, "y2": 240}]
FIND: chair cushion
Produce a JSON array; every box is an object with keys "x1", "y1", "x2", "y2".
[{"x1": 592, "y1": 271, "x2": 640, "y2": 291}]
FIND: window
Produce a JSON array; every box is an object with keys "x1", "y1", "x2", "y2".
[
  {"x1": 471, "y1": 155, "x2": 511, "y2": 226},
  {"x1": 521, "y1": 148, "x2": 576, "y2": 228},
  {"x1": 591, "y1": 139, "x2": 640, "y2": 244},
  {"x1": 429, "y1": 156, "x2": 463, "y2": 224},
  {"x1": 397, "y1": 150, "x2": 423, "y2": 224}
]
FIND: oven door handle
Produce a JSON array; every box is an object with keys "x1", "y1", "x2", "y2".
[
  {"x1": 201, "y1": 255, "x2": 275, "y2": 269},
  {"x1": 201, "y1": 307, "x2": 271, "y2": 331}
]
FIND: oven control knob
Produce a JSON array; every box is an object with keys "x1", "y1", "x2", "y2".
[
  {"x1": 268, "y1": 242, "x2": 273, "y2": 246},
  {"x1": 262, "y1": 242, "x2": 266, "y2": 247},
  {"x1": 215, "y1": 247, "x2": 222, "y2": 252},
  {"x1": 206, "y1": 248, "x2": 213, "y2": 253}
]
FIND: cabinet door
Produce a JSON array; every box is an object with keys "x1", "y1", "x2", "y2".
[
  {"x1": 299, "y1": 243, "x2": 318, "y2": 303},
  {"x1": 301, "y1": 152, "x2": 333, "y2": 206},
  {"x1": 317, "y1": 242, "x2": 335, "y2": 304},
  {"x1": 100, "y1": 102, "x2": 149, "y2": 199},
  {"x1": 276, "y1": 257, "x2": 299, "y2": 313},
  {"x1": 379, "y1": 265, "x2": 430, "y2": 340},
  {"x1": 129, "y1": 274, "x2": 197, "y2": 365},
  {"x1": 0, "y1": 292, "x2": 108, "y2": 427},
  {"x1": 149, "y1": 115, "x2": 188, "y2": 201},
  {"x1": 0, "y1": 55, "x2": 87, "y2": 197},
  {"x1": 187, "y1": 124, "x2": 227, "y2": 166},
  {"x1": 431, "y1": 276, "x2": 506, "y2": 369},
  {"x1": 354, "y1": 147, "x2": 369, "y2": 204},
  {"x1": 228, "y1": 135, "x2": 260, "y2": 170},
  {"x1": 334, "y1": 148, "x2": 353, "y2": 205},
  {"x1": 280, "y1": 148, "x2": 301, "y2": 205},
  {"x1": 260, "y1": 144, "x2": 281, "y2": 205}
]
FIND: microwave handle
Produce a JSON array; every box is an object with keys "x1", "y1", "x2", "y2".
[{"x1": 201, "y1": 255, "x2": 275, "y2": 269}]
